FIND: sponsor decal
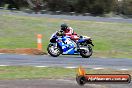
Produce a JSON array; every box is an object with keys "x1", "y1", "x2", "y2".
[{"x1": 76, "y1": 66, "x2": 131, "y2": 86}]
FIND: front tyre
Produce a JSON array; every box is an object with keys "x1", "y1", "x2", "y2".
[
  {"x1": 47, "y1": 44, "x2": 61, "y2": 57},
  {"x1": 80, "y1": 45, "x2": 93, "y2": 58}
]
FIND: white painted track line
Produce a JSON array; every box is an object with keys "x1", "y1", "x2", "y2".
[
  {"x1": 93, "y1": 67, "x2": 104, "y2": 70},
  {"x1": 120, "y1": 69, "x2": 129, "y2": 71},
  {"x1": 35, "y1": 66, "x2": 48, "y2": 68},
  {"x1": 65, "y1": 66, "x2": 77, "y2": 69},
  {"x1": 0, "y1": 65, "x2": 9, "y2": 66}
]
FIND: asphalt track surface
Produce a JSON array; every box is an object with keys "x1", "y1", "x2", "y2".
[
  {"x1": 0, "y1": 10, "x2": 132, "y2": 23},
  {"x1": 0, "y1": 54, "x2": 132, "y2": 70},
  {"x1": 0, "y1": 79, "x2": 131, "y2": 88}
]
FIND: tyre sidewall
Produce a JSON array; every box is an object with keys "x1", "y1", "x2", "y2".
[
  {"x1": 47, "y1": 44, "x2": 61, "y2": 57},
  {"x1": 80, "y1": 45, "x2": 93, "y2": 58}
]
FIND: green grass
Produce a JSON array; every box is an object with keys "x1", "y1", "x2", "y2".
[
  {"x1": 0, "y1": 14, "x2": 132, "y2": 58},
  {"x1": 0, "y1": 66, "x2": 131, "y2": 79},
  {"x1": 0, "y1": 66, "x2": 76, "y2": 79}
]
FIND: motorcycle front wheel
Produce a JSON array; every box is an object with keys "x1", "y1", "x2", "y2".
[
  {"x1": 47, "y1": 44, "x2": 61, "y2": 57},
  {"x1": 80, "y1": 45, "x2": 93, "y2": 58}
]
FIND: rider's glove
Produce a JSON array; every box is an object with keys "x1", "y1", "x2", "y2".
[{"x1": 56, "y1": 31, "x2": 62, "y2": 36}]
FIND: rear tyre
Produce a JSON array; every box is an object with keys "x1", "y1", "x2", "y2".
[
  {"x1": 47, "y1": 44, "x2": 61, "y2": 57},
  {"x1": 80, "y1": 45, "x2": 93, "y2": 58}
]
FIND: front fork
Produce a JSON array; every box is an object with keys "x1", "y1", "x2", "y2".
[{"x1": 50, "y1": 43, "x2": 57, "y2": 49}]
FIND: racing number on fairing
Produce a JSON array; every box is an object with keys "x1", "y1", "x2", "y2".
[{"x1": 65, "y1": 38, "x2": 72, "y2": 44}]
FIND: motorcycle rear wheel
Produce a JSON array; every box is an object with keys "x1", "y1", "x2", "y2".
[{"x1": 80, "y1": 45, "x2": 93, "y2": 58}]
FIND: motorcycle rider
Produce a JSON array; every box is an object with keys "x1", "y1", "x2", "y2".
[
  {"x1": 56, "y1": 23, "x2": 80, "y2": 49},
  {"x1": 57, "y1": 23, "x2": 79, "y2": 41}
]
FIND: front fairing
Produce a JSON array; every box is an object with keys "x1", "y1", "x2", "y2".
[
  {"x1": 57, "y1": 36, "x2": 77, "y2": 54},
  {"x1": 49, "y1": 33, "x2": 78, "y2": 54}
]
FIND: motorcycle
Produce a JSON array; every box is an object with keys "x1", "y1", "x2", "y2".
[{"x1": 47, "y1": 31, "x2": 94, "y2": 58}]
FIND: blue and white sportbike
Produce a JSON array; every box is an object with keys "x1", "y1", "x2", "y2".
[{"x1": 47, "y1": 31, "x2": 94, "y2": 58}]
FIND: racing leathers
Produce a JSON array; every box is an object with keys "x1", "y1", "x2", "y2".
[{"x1": 62, "y1": 27, "x2": 79, "y2": 41}]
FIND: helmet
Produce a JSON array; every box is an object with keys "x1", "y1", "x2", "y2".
[{"x1": 61, "y1": 23, "x2": 68, "y2": 31}]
